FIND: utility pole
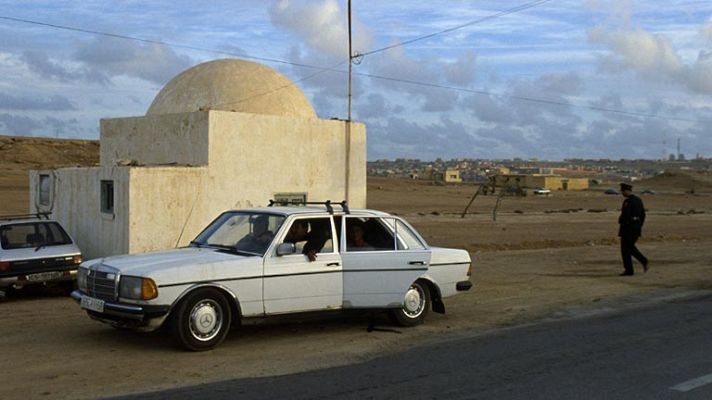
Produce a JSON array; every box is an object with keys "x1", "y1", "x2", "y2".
[
  {"x1": 345, "y1": 0, "x2": 353, "y2": 202},
  {"x1": 347, "y1": 0, "x2": 353, "y2": 122}
]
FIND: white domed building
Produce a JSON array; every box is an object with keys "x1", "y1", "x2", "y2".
[{"x1": 30, "y1": 59, "x2": 366, "y2": 258}]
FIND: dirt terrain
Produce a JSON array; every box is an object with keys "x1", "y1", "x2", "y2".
[
  {"x1": 0, "y1": 136, "x2": 99, "y2": 214},
  {"x1": 1, "y1": 137, "x2": 711, "y2": 399}
]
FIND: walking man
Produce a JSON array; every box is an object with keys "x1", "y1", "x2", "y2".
[{"x1": 618, "y1": 183, "x2": 649, "y2": 276}]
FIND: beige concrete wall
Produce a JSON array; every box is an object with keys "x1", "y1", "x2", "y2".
[
  {"x1": 564, "y1": 178, "x2": 589, "y2": 190},
  {"x1": 207, "y1": 111, "x2": 366, "y2": 209},
  {"x1": 30, "y1": 110, "x2": 367, "y2": 258},
  {"x1": 127, "y1": 167, "x2": 209, "y2": 253},
  {"x1": 30, "y1": 167, "x2": 130, "y2": 259},
  {"x1": 100, "y1": 112, "x2": 210, "y2": 167}
]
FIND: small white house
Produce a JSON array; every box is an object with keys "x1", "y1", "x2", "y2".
[{"x1": 30, "y1": 59, "x2": 366, "y2": 259}]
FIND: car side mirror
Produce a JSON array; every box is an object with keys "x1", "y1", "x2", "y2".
[{"x1": 276, "y1": 242, "x2": 296, "y2": 256}]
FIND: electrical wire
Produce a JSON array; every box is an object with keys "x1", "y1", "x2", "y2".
[
  {"x1": 2, "y1": 9, "x2": 709, "y2": 125},
  {"x1": 0, "y1": 15, "x2": 326, "y2": 72},
  {"x1": 358, "y1": 0, "x2": 554, "y2": 57},
  {"x1": 209, "y1": 60, "x2": 348, "y2": 109},
  {"x1": 352, "y1": 71, "x2": 712, "y2": 124}
]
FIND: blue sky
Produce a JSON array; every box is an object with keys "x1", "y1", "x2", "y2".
[{"x1": 1, "y1": 0, "x2": 711, "y2": 160}]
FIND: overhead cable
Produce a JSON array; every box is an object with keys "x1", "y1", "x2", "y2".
[
  {"x1": 0, "y1": 15, "x2": 325, "y2": 71},
  {"x1": 358, "y1": 0, "x2": 554, "y2": 57},
  {"x1": 352, "y1": 71, "x2": 712, "y2": 124}
]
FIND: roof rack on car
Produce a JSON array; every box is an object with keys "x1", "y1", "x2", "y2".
[
  {"x1": 268, "y1": 200, "x2": 350, "y2": 215},
  {"x1": 0, "y1": 212, "x2": 51, "y2": 221}
]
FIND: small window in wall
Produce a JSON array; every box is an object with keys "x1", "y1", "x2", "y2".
[
  {"x1": 100, "y1": 180, "x2": 114, "y2": 214},
  {"x1": 274, "y1": 192, "x2": 307, "y2": 206},
  {"x1": 39, "y1": 174, "x2": 51, "y2": 206}
]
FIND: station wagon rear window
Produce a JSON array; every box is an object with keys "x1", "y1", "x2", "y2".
[{"x1": 0, "y1": 222, "x2": 73, "y2": 250}]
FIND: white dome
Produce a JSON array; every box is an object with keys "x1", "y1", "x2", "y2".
[{"x1": 147, "y1": 59, "x2": 316, "y2": 118}]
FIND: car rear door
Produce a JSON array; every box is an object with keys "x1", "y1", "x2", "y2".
[
  {"x1": 340, "y1": 216, "x2": 431, "y2": 308},
  {"x1": 262, "y1": 216, "x2": 342, "y2": 314}
]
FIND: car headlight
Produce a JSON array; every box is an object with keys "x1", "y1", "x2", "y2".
[
  {"x1": 119, "y1": 276, "x2": 158, "y2": 300},
  {"x1": 77, "y1": 267, "x2": 88, "y2": 291}
]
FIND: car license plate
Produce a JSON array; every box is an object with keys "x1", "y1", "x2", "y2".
[
  {"x1": 25, "y1": 271, "x2": 63, "y2": 282},
  {"x1": 80, "y1": 296, "x2": 105, "y2": 313}
]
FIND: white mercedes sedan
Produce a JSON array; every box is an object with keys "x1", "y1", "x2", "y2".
[{"x1": 71, "y1": 202, "x2": 472, "y2": 351}]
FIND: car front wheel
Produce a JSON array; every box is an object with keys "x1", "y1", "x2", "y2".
[
  {"x1": 172, "y1": 288, "x2": 232, "y2": 351},
  {"x1": 389, "y1": 281, "x2": 430, "y2": 326}
]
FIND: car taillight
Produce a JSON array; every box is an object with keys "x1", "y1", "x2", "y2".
[
  {"x1": 0, "y1": 261, "x2": 9, "y2": 271},
  {"x1": 466, "y1": 263, "x2": 472, "y2": 277},
  {"x1": 72, "y1": 255, "x2": 82, "y2": 265}
]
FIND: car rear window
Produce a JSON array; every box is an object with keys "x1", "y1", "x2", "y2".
[{"x1": 0, "y1": 222, "x2": 73, "y2": 250}]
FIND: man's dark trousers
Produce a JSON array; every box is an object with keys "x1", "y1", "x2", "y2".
[{"x1": 620, "y1": 234, "x2": 647, "y2": 274}]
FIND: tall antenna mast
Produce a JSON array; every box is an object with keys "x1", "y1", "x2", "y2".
[
  {"x1": 347, "y1": 0, "x2": 353, "y2": 121},
  {"x1": 344, "y1": 0, "x2": 353, "y2": 202}
]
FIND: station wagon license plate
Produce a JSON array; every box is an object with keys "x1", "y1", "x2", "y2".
[
  {"x1": 25, "y1": 271, "x2": 63, "y2": 282},
  {"x1": 80, "y1": 296, "x2": 105, "y2": 313}
]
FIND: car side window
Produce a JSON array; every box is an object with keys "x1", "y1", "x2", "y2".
[
  {"x1": 395, "y1": 220, "x2": 426, "y2": 250},
  {"x1": 344, "y1": 217, "x2": 396, "y2": 252},
  {"x1": 283, "y1": 217, "x2": 333, "y2": 255}
]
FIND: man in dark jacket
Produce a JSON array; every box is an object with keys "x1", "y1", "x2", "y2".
[{"x1": 618, "y1": 183, "x2": 649, "y2": 276}]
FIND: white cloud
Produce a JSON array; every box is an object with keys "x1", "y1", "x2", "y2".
[
  {"x1": 704, "y1": 19, "x2": 712, "y2": 42},
  {"x1": 444, "y1": 50, "x2": 476, "y2": 86},
  {"x1": 269, "y1": 0, "x2": 373, "y2": 59},
  {"x1": 75, "y1": 37, "x2": 194, "y2": 85},
  {"x1": 590, "y1": 25, "x2": 712, "y2": 94},
  {"x1": 589, "y1": 28, "x2": 682, "y2": 76}
]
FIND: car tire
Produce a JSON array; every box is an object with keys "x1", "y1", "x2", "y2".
[
  {"x1": 172, "y1": 288, "x2": 232, "y2": 351},
  {"x1": 389, "y1": 281, "x2": 431, "y2": 327}
]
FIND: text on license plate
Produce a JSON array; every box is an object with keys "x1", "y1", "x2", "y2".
[
  {"x1": 80, "y1": 296, "x2": 105, "y2": 313},
  {"x1": 25, "y1": 271, "x2": 63, "y2": 282}
]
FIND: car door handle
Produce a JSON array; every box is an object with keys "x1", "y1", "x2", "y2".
[
  {"x1": 326, "y1": 262, "x2": 340, "y2": 267},
  {"x1": 409, "y1": 261, "x2": 426, "y2": 265}
]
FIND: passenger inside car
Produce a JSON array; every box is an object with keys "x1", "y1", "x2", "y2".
[
  {"x1": 283, "y1": 218, "x2": 331, "y2": 261},
  {"x1": 236, "y1": 215, "x2": 274, "y2": 254},
  {"x1": 346, "y1": 222, "x2": 375, "y2": 251}
]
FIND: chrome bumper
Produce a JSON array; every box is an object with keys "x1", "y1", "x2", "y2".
[{"x1": 70, "y1": 290, "x2": 170, "y2": 321}]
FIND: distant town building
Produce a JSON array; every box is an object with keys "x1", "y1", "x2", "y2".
[
  {"x1": 494, "y1": 174, "x2": 589, "y2": 191},
  {"x1": 444, "y1": 168, "x2": 462, "y2": 183}
]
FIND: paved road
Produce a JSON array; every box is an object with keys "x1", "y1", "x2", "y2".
[{"x1": 116, "y1": 295, "x2": 712, "y2": 400}]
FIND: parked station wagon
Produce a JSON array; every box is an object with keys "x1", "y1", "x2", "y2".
[
  {"x1": 1, "y1": 213, "x2": 82, "y2": 298},
  {"x1": 71, "y1": 202, "x2": 472, "y2": 351}
]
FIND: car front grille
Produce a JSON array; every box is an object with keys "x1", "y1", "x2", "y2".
[{"x1": 86, "y1": 266, "x2": 118, "y2": 301}]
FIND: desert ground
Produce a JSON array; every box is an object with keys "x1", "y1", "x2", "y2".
[{"x1": 1, "y1": 137, "x2": 711, "y2": 399}]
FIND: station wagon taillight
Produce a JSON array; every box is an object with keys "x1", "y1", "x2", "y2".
[
  {"x1": 0, "y1": 261, "x2": 9, "y2": 271},
  {"x1": 466, "y1": 263, "x2": 472, "y2": 277}
]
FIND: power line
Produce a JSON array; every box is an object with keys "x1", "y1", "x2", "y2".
[
  {"x1": 210, "y1": 60, "x2": 348, "y2": 109},
  {"x1": 359, "y1": 0, "x2": 554, "y2": 57},
  {"x1": 3, "y1": 10, "x2": 709, "y2": 125},
  {"x1": 352, "y1": 71, "x2": 712, "y2": 124},
  {"x1": 0, "y1": 14, "x2": 326, "y2": 72}
]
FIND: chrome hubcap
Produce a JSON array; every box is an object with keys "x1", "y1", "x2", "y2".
[
  {"x1": 189, "y1": 299, "x2": 223, "y2": 342},
  {"x1": 403, "y1": 285, "x2": 425, "y2": 318}
]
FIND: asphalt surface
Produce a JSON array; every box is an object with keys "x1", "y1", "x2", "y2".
[{"x1": 115, "y1": 295, "x2": 712, "y2": 400}]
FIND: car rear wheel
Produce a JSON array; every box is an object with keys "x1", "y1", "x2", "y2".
[
  {"x1": 389, "y1": 281, "x2": 430, "y2": 327},
  {"x1": 172, "y1": 288, "x2": 232, "y2": 351}
]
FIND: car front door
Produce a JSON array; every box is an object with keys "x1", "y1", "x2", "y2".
[
  {"x1": 340, "y1": 216, "x2": 431, "y2": 308},
  {"x1": 263, "y1": 216, "x2": 342, "y2": 314}
]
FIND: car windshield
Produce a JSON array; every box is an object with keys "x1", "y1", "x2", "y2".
[
  {"x1": 191, "y1": 212, "x2": 286, "y2": 256},
  {"x1": 0, "y1": 222, "x2": 73, "y2": 250}
]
